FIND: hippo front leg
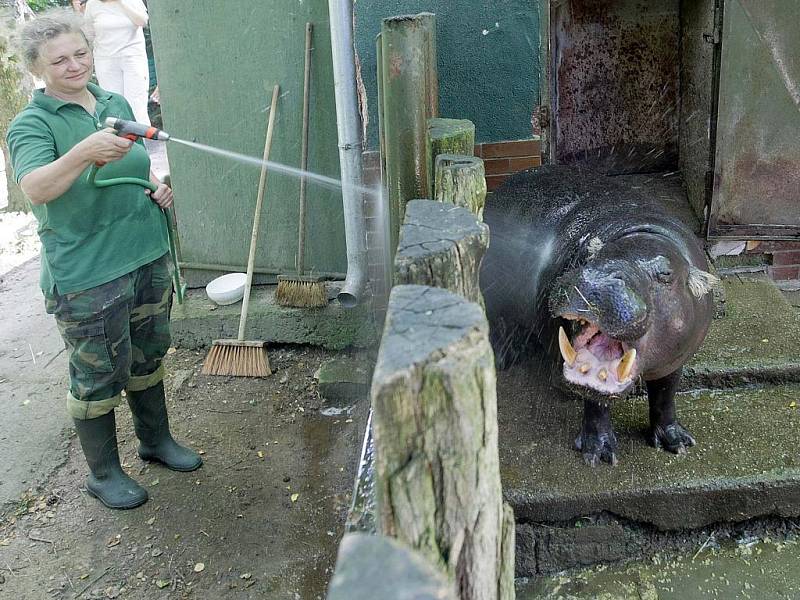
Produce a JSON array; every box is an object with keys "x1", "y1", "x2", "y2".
[
  {"x1": 646, "y1": 368, "x2": 696, "y2": 454},
  {"x1": 575, "y1": 400, "x2": 618, "y2": 467}
]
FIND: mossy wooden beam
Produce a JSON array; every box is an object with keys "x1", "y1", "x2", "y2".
[
  {"x1": 371, "y1": 284, "x2": 515, "y2": 600},
  {"x1": 394, "y1": 199, "x2": 488, "y2": 307},
  {"x1": 427, "y1": 118, "x2": 475, "y2": 196},
  {"x1": 434, "y1": 154, "x2": 487, "y2": 219},
  {"x1": 380, "y1": 13, "x2": 439, "y2": 255}
]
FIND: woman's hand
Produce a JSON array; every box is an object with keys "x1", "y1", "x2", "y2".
[
  {"x1": 146, "y1": 182, "x2": 173, "y2": 209},
  {"x1": 76, "y1": 128, "x2": 133, "y2": 165}
]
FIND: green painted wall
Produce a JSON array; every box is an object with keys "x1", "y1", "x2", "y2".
[
  {"x1": 149, "y1": 0, "x2": 346, "y2": 281},
  {"x1": 355, "y1": 0, "x2": 541, "y2": 146}
]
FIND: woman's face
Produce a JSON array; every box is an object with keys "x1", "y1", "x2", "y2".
[{"x1": 35, "y1": 32, "x2": 93, "y2": 96}]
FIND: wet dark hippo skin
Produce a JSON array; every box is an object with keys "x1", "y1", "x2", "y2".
[{"x1": 480, "y1": 165, "x2": 715, "y2": 466}]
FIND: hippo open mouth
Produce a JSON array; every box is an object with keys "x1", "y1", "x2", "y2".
[{"x1": 558, "y1": 316, "x2": 638, "y2": 396}]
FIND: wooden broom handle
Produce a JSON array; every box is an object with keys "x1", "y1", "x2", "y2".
[
  {"x1": 239, "y1": 84, "x2": 280, "y2": 341},
  {"x1": 297, "y1": 22, "x2": 313, "y2": 275}
]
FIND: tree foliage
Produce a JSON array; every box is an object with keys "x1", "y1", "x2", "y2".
[{"x1": 27, "y1": 0, "x2": 71, "y2": 12}]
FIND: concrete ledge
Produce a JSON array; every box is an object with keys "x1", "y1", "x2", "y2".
[
  {"x1": 683, "y1": 276, "x2": 800, "y2": 389},
  {"x1": 500, "y1": 379, "x2": 800, "y2": 532},
  {"x1": 170, "y1": 285, "x2": 377, "y2": 350}
]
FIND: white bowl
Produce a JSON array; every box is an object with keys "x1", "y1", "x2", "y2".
[{"x1": 206, "y1": 273, "x2": 247, "y2": 305}]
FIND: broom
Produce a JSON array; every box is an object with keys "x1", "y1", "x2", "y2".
[
  {"x1": 201, "y1": 84, "x2": 280, "y2": 377},
  {"x1": 276, "y1": 22, "x2": 327, "y2": 308}
]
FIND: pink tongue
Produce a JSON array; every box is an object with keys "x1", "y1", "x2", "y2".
[{"x1": 588, "y1": 334, "x2": 622, "y2": 361}]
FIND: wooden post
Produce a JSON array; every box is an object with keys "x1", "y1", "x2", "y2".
[
  {"x1": 327, "y1": 533, "x2": 457, "y2": 600},
  {"x1": 371, "y1": 284, "x2": 515, "y2": 600},
  {"x1": 435, "y1": 154, "x2": 487, "y2": 220},
  {"x1": 394, "y1": 199, "x2": 488, "y2": 307},
  {"x1": 380, "y1": 13, "x2": 438, "y2": 253},
  {"x1": 427, "y1": 118, "x2": 475, "y2": 196}
]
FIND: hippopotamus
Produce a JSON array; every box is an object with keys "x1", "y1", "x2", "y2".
[{"x1": 480, "y1": 165, "x2": 717, "y2": 466}]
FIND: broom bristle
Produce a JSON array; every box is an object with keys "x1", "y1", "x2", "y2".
[
  {"x1": 202, "y1": 340, "x2": 271, "y2": 377},
  {"x1": 275, "y1": 277, "x2": 327, "y2": 308}
]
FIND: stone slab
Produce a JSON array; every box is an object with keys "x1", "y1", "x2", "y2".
[
  {"x1": 169, "y1": 285, "x2": 377, "y2": 351},
  {"x1": 683, "y1": 275, "x2": 800, "y2": 388},
  {"x1": 500, "y1": 369, "x2": 800, "y2": 531}
]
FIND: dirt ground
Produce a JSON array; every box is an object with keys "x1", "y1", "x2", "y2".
[{"x1": 0, "y1": 345, "x2": 370, "y2": 600}]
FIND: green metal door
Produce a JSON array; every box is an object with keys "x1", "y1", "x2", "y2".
[{"x1": 708, "y1": 0, "x2": 800, "y2": 239}]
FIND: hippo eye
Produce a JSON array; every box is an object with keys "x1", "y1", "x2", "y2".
[{"x1": 657, "y1": 269, "x2": 673, "y2": 284}]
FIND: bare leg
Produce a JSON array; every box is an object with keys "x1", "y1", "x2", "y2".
[
  {"x1": 575, "y1": 400, "x2": 618, "y2": 467},
  {"x1": 646, "y1": 368, "x2": 696, "y2": 454}
]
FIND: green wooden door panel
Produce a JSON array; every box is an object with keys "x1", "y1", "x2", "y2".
[{"x1": 149, "y1": 1, "x2": 346, "y2": 280}]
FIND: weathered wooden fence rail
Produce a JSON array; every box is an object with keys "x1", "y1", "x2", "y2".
[{"x1": 331, "y1": 196, "x2": 514, "y2": 599}]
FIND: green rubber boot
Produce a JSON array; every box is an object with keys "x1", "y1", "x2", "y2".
[
  {"x1": 127, "y1": 381, "x2": 203, "y2": 472},
  {"x1": 73, "y1": 411, "x2": 148, "y2": 509}
]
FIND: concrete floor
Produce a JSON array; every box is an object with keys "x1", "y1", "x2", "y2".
[{"x1": 518, "y1": 534, "x2": 800, "y2": 599}]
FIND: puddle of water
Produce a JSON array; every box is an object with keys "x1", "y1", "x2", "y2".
[
  {"x1": 319, "y1": 405, "x2": 354, "y2": 417},
  {"x1": 517, "y1": 535, "x2": 800, "y2": 599}
]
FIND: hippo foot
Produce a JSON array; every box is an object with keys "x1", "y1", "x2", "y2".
[
  {"x1": 574, "y1": 430, "x2": 618, "y2": 467},
  {"x1": 647, "y1": 422, "x2": 696, "y2": 455}
]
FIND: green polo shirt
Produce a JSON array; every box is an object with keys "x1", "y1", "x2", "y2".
[{"x1": 6, "y1": 83, "x2": 168, "y2": 294}]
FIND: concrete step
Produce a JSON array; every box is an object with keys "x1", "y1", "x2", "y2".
[
  {"x1": 683, "y1": 275, "x2": 800, "y2": 388},
  {"x1": 169, "y1": 284, "x2": 377, "y2": 351},
  {"x1": 498, "y1": 274, "x2": 800, "y2": 573}
]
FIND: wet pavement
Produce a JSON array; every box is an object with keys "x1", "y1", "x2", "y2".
[{"x1": 518, "y1": 532, "x2": 800, "y2": 599}]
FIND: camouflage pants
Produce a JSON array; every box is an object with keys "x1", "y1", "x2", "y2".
[{"x1": 45, "y1": 254, "x2": 173, "y2": 420}]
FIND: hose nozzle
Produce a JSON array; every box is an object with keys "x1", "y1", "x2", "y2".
[{"x1": 104, "y1": 117, "x2": 171, "y2": 141}]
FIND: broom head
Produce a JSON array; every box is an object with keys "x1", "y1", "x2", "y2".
[
  {"x1": 275, "y1": 275, "x2": 327, "y2": 308},
  {"x1": 201, "y1": 339, "x2": 272, "y2": 377}
]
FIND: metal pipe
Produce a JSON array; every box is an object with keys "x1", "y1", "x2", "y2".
[{"x1": 328, "y1": 0, "x2": 368, "y2": 308}]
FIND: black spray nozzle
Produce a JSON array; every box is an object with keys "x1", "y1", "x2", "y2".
[{"x1": 104, "y1": 117, "x2": 171, "y2": 141}]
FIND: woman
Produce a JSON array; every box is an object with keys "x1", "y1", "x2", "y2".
[
  {"x1": 82, "y1": 0, "x2": 151, "y2": 126},
  {"x1": 6, "y1": 9, "x2": 201, "y2": 510}
]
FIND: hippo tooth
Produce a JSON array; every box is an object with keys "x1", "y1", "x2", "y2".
[
  {"x1": 597, "y1": 368, "x2": 608, "y2": 382},
  {"x1": 558, "y1": 326, "x2": 577, "y2": 367},
  {"x1": 579, "y1": 363, "x2": 590, "y2": 374},
  {"x1": 617, "y1": 348, "x2": 637, "y2": 382}
]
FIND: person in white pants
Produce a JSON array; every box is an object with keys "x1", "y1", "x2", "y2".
[{"x1": 83, "y1": 0, "x2": 150, "y2": 126}]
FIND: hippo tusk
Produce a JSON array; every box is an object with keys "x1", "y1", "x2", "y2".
[
  {"x1": 558, "y1": 326, "x2": 577, "y2": 367},
  {"x1": 597, "y1": 368, "x2": 608, "y2": 382},
  {"x1": 617, "y1": 348, "x2": 637, "y2": 382}
]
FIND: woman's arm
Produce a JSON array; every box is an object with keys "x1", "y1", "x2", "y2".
[
  {"x1": 146, "y1": 171, "x2": 174, "y2": 209},
  {"x1": 19, "y1": 129, "x2": 133, "y2": 205},
  {"x1": 115, "y1": 0, "x2": 149, "y2": 27}
]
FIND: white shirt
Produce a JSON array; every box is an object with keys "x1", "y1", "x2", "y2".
[{"x1": 84, "y1": 0, "x2": 149, "y2": 58}]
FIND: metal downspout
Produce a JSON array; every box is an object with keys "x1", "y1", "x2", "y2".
[{"x1": 329, "y1": 0, "x2": 367, "y2": 308}]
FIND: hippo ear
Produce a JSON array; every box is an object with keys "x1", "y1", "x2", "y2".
[{"x1": 687, "y1": 267, "x2": 720, "y2": 299}]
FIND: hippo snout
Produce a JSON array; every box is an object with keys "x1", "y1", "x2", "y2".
[{"x1": 549, "y1": 265, "x2": 650, "y2": 342}]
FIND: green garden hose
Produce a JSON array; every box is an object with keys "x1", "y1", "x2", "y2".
[{"x1": 88, "y1": 163, "x2": 187, "y2": 304}]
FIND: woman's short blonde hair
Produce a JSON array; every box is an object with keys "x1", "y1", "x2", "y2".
[{"x1": 14, "y1": 8, "x2": 89, "y2": 72}]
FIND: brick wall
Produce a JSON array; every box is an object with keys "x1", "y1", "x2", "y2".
[
  {"x1": 474, "y1": 138, "x2": 542, "y2": 191},
  {"x1": 747, "y1": 241, "x2": 800, "y2": 281}
]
